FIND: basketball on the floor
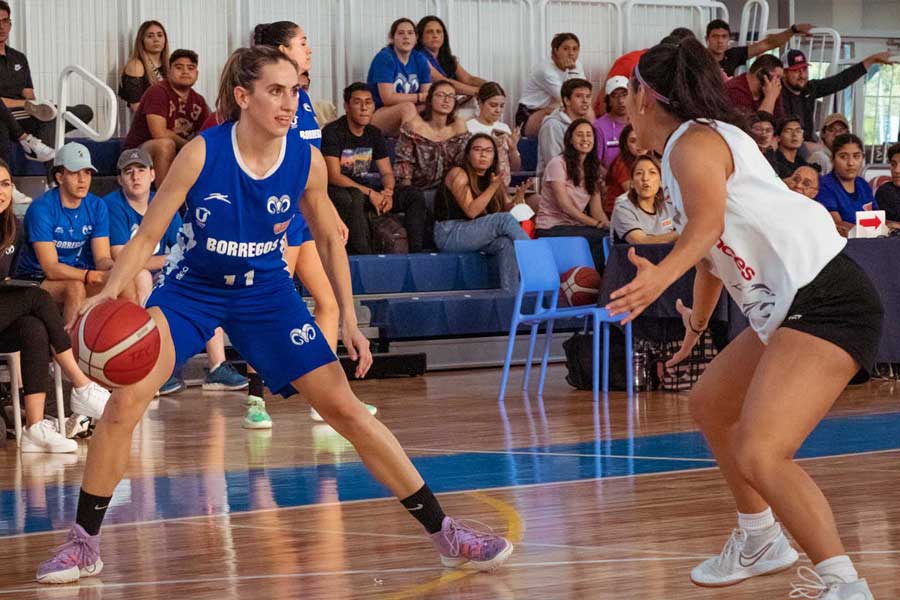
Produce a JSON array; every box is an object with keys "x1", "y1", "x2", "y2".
[
  {"x1": 71, "y1": 299, "x2": 161, "y2": 387},
  {"x1": 560, "y1": 266, "x2": 602, "y2": 307}
]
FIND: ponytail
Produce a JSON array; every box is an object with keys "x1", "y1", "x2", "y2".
[{"x1": 215, "y1": 46, "x2": 297, "y2": 123}]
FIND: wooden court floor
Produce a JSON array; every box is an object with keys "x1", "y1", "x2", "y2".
[{"x1": 0, "y1": 365, "x2": 898, "y2": 599}]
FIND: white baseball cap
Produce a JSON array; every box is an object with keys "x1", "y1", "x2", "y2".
[{"x1": 605, "y1": 76, "x2": 629, "y2": 96}]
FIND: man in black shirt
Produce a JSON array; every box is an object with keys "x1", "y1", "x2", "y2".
[
  {"x1": 781, "y1": 49, "x2": 895, "y2": 145},
  {"x1": 322, "y1": 83, "x2": 428, "y2": 254},
  {"x1": 706, "y1": 18, "x2": 813, "y2": 78},
  {"x1": 772, "y1": 116, "x2": 808, "y2": 179},
  {"x1": 875, "y1": 143, "x2": 900, "y2": 224}
]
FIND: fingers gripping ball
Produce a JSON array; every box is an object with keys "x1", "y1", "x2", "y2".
[
  {"x1": 71, "y1": 299, "x2": 161, "y2": 387},
  {"x1": 559, "y1": 266, "x2": 602, "y2": 307}
]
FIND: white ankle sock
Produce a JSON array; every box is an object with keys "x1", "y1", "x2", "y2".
[
  {"x1": 815, "y1": 555, "x2": 858, "y2": 584},
  {"x1": 208, "y1": 361, "x2": 223, "y2": 373},
  {"x1": 738, "y1": 507, "x2": 775, "y2": 532}
]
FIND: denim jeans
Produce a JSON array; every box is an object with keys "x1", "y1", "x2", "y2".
[{"x1": 434, "y1": 212, "x2": 529, "y2": 291}]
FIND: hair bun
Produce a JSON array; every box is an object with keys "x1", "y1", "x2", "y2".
[{"x1": 252, "y1": 23, "x2": 269, "y2": 46}]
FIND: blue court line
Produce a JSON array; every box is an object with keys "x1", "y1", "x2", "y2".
[{"x1": 1, "y1": 411, "x2": 899, "y2": 536}]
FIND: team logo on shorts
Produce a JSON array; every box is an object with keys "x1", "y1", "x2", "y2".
[
  {"x1": 266, "y1": 195, "x2": 291, "y2": 215},
  {"x1": 290, "y1": 324, "x2": 317, "y2": 346}
]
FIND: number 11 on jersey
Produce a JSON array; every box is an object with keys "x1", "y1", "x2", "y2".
[{"x1": 224, "y1": 270, "x2": 255, "y2": 286}]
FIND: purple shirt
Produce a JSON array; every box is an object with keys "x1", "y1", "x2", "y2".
[{"x1": 593, "y1": 114, "x2": 627, "y2": 169}]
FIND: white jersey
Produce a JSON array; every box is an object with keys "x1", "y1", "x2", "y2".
[{"x1": 661, "y1": 120, "x2": 846, "y2": 343}]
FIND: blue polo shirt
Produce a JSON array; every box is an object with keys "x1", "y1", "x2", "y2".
[
  {"x1": 366, "y1": 46, "x2": 431, "y2": 108},
  {"x1": 104, "y1": 189, "x2": 182, "y2": 257},
  {"x1": 815, "y1": 172, "x2": 877, "y2": 223},
  {"x1": 16, "y1": 188, "x2": 110, "y2": 276}
]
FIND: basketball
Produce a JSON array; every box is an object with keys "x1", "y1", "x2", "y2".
[
  {"x1": 71, "y1": 299, "x2": 161, "y2": 388},
  {"x1": 560, "y1": 266, "x2": 602, "y2": 307}
]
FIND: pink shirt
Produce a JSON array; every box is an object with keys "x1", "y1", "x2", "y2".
[{"x1": 537, "y1": 155, "x2": 592, "y2": 229}]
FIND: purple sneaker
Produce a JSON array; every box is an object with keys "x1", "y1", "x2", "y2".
[
  {"x1": 36, "y1": 524, "x2": 103, "y2": 584},
  {"x1": 429, "y1": 516, "x2": 514, "y2": 572}
]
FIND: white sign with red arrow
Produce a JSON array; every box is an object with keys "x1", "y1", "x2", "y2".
[{"x1": 853, "y1": 210, "x2": 888, "y2": 238}]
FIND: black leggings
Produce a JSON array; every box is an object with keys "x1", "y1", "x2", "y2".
[{"x1": 0, "y1": 286, "x2": 71, "y2": 396}]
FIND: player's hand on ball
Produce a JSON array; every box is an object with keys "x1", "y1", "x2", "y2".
[
  {"x1": 606, "y1": 247, "x2": 666, "y2": 323},
  {"x1": 342, "y1": 323, "x2": 373, "y2": 379},
  {"x1": 66, "y1": 289, "x2": 117, "y2": 332}
]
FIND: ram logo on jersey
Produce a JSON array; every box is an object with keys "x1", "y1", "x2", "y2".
[
  {"x1": 266, "y1": 195, "x2": 291, "y2": 215},
  {"x1": 290, "y1": 324, "x2": 317, "y2": 346},
  {"x1": 203, "y1": 192, "x2": 231, "y2": 204},
  {"x1": 205, "y1": 237, "x2": 281, "y2": 258}
]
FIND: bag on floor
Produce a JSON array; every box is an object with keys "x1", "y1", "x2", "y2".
[
  {"x1": 650, "y1": 332, "x2": 718, "y2": 392},
  {"x1": 562, "y1": 328, "x2": 628, "y2": 392},
  {"x1": 370, "y1": 213, "x2": 408, "y2": 254}
]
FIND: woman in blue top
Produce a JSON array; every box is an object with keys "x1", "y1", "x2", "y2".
[
  {"x1": 36, "y1": 45, "x2": 512, "y2": 585},
  {"x1": 815, "y1": 133, "x2": 877, "y2": 236},
  {"x1": 416, "y1": 15, "x2": 486, "y2": 98},
  {"x1": 367, "y1": 18, "x2": 432, "y2": 136}
]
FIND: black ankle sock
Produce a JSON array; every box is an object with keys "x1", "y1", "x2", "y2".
[
  {"x1": 248, "y1": 372, "x2": 264, "y2": 398},
  {"x1": 401, "y1": 484, "x2": 446, "y2": 534},
  {"x1": 76, "y1": 489, "x2": 112, "y2": 536}
]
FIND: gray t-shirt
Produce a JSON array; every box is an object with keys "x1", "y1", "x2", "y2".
[{"x1": 611, "y1": 194, "x2": 677, "y2": 242}]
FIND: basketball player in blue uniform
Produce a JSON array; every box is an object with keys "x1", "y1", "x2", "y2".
[{"x1": 36, "y1": 46, "x2": 512, "y2": 585}]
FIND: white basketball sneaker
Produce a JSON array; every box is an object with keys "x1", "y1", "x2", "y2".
[
  {"x1": 691, "y1": 525, "x2": 799, "y2": 587},
  {"x1": 20, "y1": 419, "x2": 77, "y2": 453},
  {"x1": 790, "y1": 567, "x2": 874, "y2": 599},
  {"x1": 69, "y1": 382, "x2": 110, "y2": 419}
]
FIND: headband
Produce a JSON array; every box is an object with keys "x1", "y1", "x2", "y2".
[{"x1": 634, "y1": 63, "x2": 671, "y2": 105}]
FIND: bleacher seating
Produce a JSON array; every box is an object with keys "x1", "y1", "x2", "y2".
[{"x1": 9, "y1": 138, "x2": 123, "y2": 177}]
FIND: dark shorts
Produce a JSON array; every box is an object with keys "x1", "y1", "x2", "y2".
[
  {"x1": 779, "y1": 252, "x2": 883, "y2": 373},
  {"x1": 515, "y1": 103, "x2": 534, "y2": 128}
]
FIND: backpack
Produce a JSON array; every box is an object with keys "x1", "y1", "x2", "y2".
[
  {"x1": 562, "y1": 327, "x2": 629, "y2": 392},
  {"x1": 370, "y1": 214, "x2": 409, "y2": 254}
]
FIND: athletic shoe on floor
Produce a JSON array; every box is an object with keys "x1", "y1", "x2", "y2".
[
  {"x1": 202, "y1": 363, "x2": 248, "y2": 391},
  {"x1": 20, "y1": 420, "x2": 77, "y2": 453},
  {"x1": 69, "y1": 382, "x2": 110, "y2": 419},
  {"x1": 19, "y1": 134, "x2": 55, "y2": 162},
  {"x1": 310, "y1": 403, "x2": 377, "y2": 422},
  {"x1": 790, "y1": 567, "x2": 874, "y2": 599},
  {"x1": 36, "y1": 524, "x2": 103, "y2": 584},
  {"x1": 158, "y1": 374, "x2": 185, "y2": 396},
  {"x1": 24, "y1": 99, "x2": 58, "y2": 122},
  {"x1": 429, "y1": 516, "x2": 514, "y2": 572},
  {"x1": 65, "y1": 414, "x2": 93, "y2": 439},
  {"x1": 691, "y1": 525, "x2": 798, "y2": 587},
  {"x1": 243, "y1": 396, "x2": 272, "y2": 429}
]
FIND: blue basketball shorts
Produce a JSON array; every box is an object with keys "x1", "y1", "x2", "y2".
[{"x1": 146, "y1": 275, "x2": 336, "y2": 396}]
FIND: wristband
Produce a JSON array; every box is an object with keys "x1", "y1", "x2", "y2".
[
  {"x1": 688, "y1": 317, "x2": 706, "y2": 336},
  {"x1": 83, "y1": 269, "x2": 90, "y2": 284}
]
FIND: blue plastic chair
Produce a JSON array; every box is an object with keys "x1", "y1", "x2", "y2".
[
  {"x1": 498, "y1": 238, "x2": 633, "y2": 402},
  {"x1": 602, "y1": 235, "x2": 611, "y2": 264}
]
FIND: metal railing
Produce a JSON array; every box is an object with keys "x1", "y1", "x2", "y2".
[
  {"x1": 738, "y1": 0, "x2": 769, "y2": 47},
  {"x1": 54, "y1": 65, "x2": 117, "y2": 149},
  {"x1": 622, "y1": 0, "x2": 728, "y2": 52}
]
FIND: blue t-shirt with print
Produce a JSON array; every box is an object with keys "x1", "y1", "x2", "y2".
[
  {"x1": 103, "y1": 189, "x2": 182, "y2": 257},
  {"x1": 17, "y1": 188, "x2": 110, "y2": 276},
  {"x1": 815, "y1": 172, "x2": 877, "y2": 223},
  {"x1": 366, "y1": 46, "x2": 432, "y2": 108}
]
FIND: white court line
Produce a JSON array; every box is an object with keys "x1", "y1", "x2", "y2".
[
  {"x1": 2, "y1": 447, "x2": 898, "y2": 541},
  {"x1": 404, "y1": 446, "x2": 718, "y2": 463}
]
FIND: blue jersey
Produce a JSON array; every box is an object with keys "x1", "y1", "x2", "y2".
[
  {"x1": 367, "y1": 46, "x2": 431, "y2": 108},
  {"x1": 161, "y1": 121, "x2": 311, "y2": 289},
  {"x1": 16, "y1": 188, "x2": 109, "y2": 276},
  {"x1": 104, "y1": 189, "x2": 182, "y2": 257},
  {"x1": 294, "y1": 89, "x2": 321, "y2": 149}
]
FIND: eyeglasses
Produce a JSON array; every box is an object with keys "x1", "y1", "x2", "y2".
[
  {"x1": 432, "y1": 91, "x2": 455, "y2": 101},
  {"x1": 0, "y1": 18, "x2": 11, "y2": 27}
]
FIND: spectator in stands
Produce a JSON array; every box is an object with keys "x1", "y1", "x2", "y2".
[
  {"x1": 0, "y1": 1, "x2": 92, "y2": 159},
  {"x1": 781, "y1": 49, "x2": 894, "y2": 146},
  {"x1": 705, "y1": 18, "x2": 813, "y2": 78},
  {"x1": 15, "y1": 143, "x2": 136, "y2": 321},
  {"x1": 611, "y1": 154, "x2": 678, "y2": 244},
  {"x1": 394, "y1": 81, "x2": 469, "y2": 191},
  {"x1": 875, "y1": 143, "x2": 900, "y2": 224},
  {"x1": 434, "y1": 133, "x2": 530, "y2": 290},
  {"x1": 725, "y1": 54, "x2": 785, "y2": 120},
  {"x1": 604, "y1": 124, "x2": 645, "y2": 215},
  {"x1": 0, "y1": 94, "x2": 54, "y2": 166},
  {"x1": 537, "y1": 78, "x2": 592, "y2": 176},
  {"x1": 367, "y1": 18, "x2": 432, "y2": 136},
  {"x1": 416, "y1": 16, "x2": 486, "y2": 99},
  {"x1": 535, "y1": 119, "x2": 609, "y2": 270},
  {"x1": 808, "y1": 113, "x2": 849, "y2": 174},
  {"x1": 748, "y1": 111, "x2": 777, "y2": 161},
  {"x1": 322, "y1": 82, "x2": 427, "y2": 254},
  {"x1": 123, "y1": 49, "x2": 209, "y2": 187},
  {"x1": 517, "y1": 33, "x2": 585, "y2": 138},
  {"x1": 785, "y1": 165, "x2": 820, "y2": 199},
  {"x1": 467, "y1": 82, "x2": 521, "y2": 187},
  {"x1": 593, "y1": 76, "x2": 629, "y2": 169},
  {"x1": 0, "y1": 158, "x2": 110, "y2": 452},
  {"x1": 119, "y1": 20, "x2": 169, "y2": 112},
  {"x1": 104, "y1": 148, "x2": 180, "y2": 304},
  {"x1": 772, "y1": 116, "x2": 808, "y2": 179},
  {"x1": 815, "y1": 133, "x2": 876, "y2": 236}
]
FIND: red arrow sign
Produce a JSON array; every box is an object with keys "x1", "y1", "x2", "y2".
[{"x1": 859, "y1": 215, "x2": 882, "y2": 228}]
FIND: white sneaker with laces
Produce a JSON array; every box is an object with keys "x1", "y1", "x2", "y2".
[
  {"x1": 790, "y1": 567, "x2": 874, "y2": 599},
  {"x1": 12, "y1": 187, "x2": 32, "y2": 204},
  {"x1": 691, "y1": 525, "x2": 799, "y2": 587},
  {"x1": 69, "y1": 382, "x2": 110, "y2": 419},
  {"x1": 24, "y1": 99, "x2": 58, "y2": 122},
  {"x1": 19, "y1": 134, "x2": 55, "y2": 161},
  {"x1": 20, "y1": 419, "x2": 77, "y2": 453}
]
